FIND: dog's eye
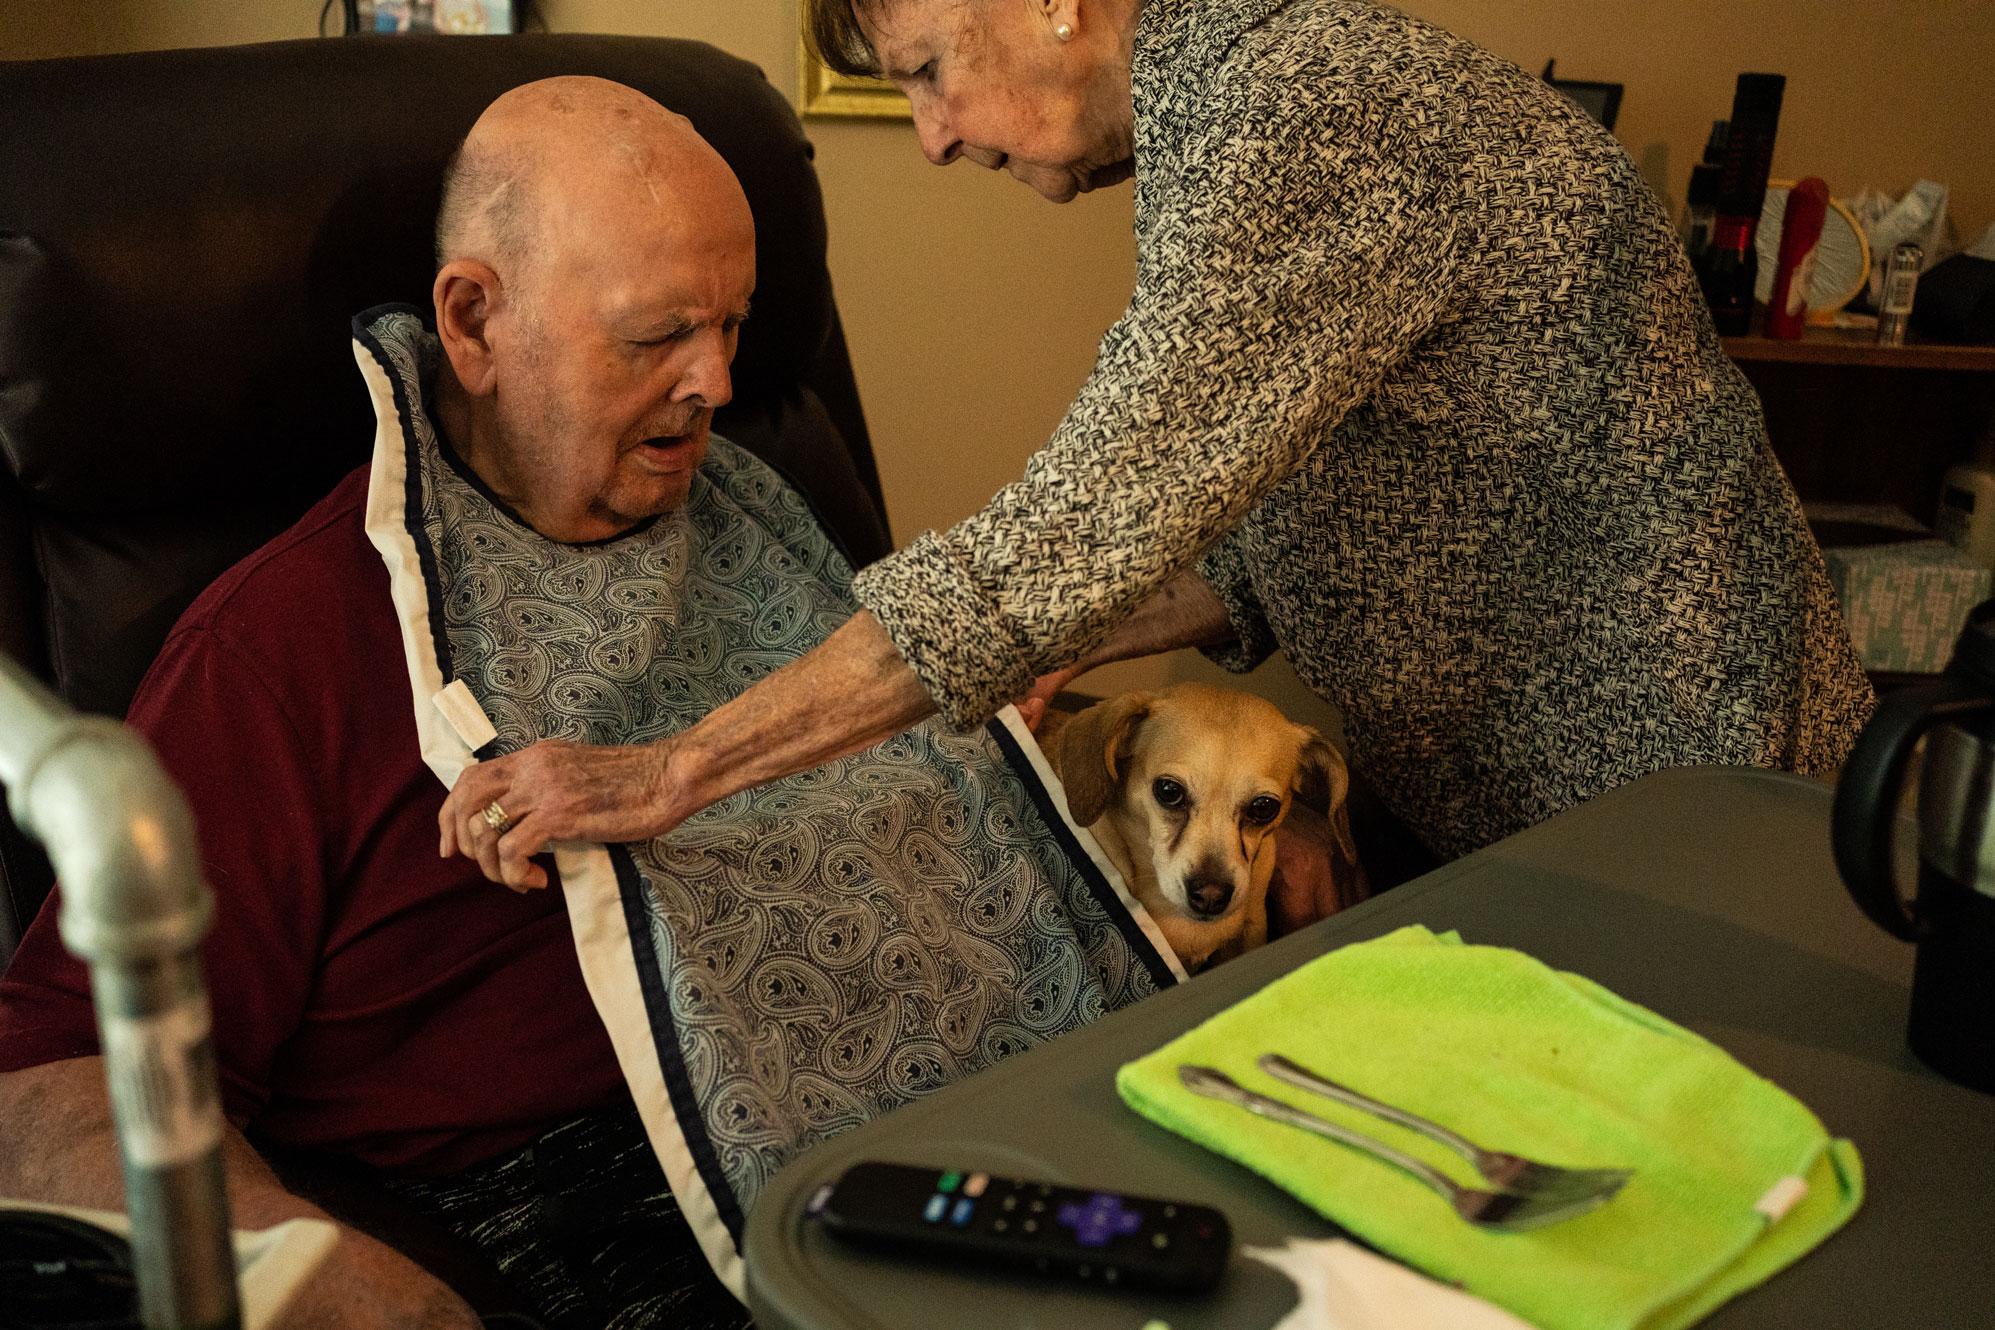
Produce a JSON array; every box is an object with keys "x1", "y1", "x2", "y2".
[
  {"x1": 1152, "y1": 777, "x2": 1186, "y2": 809},
  {"x1": 1244, "y1": 795, "x2": 1283, "y2": 825}
]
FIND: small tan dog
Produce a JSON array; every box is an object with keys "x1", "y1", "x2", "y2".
[{"x1": 1050, "y1": 683, "x2": 1360, "y2": 972}]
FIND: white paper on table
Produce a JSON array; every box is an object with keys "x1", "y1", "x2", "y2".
[{"x1": 1247, "y1": 1237, "x2": 1539, "y2": 1330}]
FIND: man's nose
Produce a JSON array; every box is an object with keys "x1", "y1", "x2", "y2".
[{"x1": 673, "y1": 330, "x2": 734, "y2": 408}]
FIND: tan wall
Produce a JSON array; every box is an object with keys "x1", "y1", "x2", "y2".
[{"x1": 7, "y1": 0, "x2": 1991, "y2": 733}]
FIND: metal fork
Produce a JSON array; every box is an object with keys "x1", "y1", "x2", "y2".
[
  {"x1": 1177, "y1": 1066, "x2": 1621, "y2": 1231},
  {"x1": 1258, "y1": 1053, "x2": 1633, "y2": 1203}
]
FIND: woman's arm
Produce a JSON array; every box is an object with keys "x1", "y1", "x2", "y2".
[
  {"x1": 439, "y1": 611, "x2": 933, "y2": 890},
  {"x1": 1067, "y1": 571, "x2": 1237, "y2": 671},
  {"x1": 1017, "y1": 573, "x2": 1236, "y2": 728},
  {"x1": 439, "y1": 575, "x2": 1235, "y2": 889}
]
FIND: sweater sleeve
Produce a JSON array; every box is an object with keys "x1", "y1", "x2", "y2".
[
  {"x1": 853, "y1": 84, "x2": 1466, "y2": 727},
  {"x1": 1197, "y1": 520, "x2": 1279, "y2": 674}
]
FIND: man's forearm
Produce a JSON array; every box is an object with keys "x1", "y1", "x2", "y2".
[
  {"x1": 0, "y1": 1055, "x2": 319, "y2": 1223},
  {"x1": 0, "y1": 1056, "x2": 478, "y2": 1328}
]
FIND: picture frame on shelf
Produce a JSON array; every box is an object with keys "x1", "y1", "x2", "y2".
[{"x1": 357, "y1": 1, "x2": 516, "y2": 35}]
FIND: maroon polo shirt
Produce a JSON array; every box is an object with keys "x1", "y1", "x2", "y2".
[{"x1": 0, "y1": 466, "x2": 625, "y2": 1175}]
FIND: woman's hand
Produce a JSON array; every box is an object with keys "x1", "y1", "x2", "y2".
[
  {"x1": 1016, "y1": 664, "x2": 1089, "y2": 733},
  {"x1": 438, "y1": 738, "x2": 687, "y2": 891}
]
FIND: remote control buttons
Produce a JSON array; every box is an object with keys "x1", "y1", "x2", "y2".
[
  {"x1": 937, "y1": 1172, "x2": 962, "y2": 1193},
  {"x1": 950, "y1": 1199, "x2": 975, "y2": 1226},
  {"x1": 923, "y1": 1194, "x2": 948, "y2": 1223},
  {"x1": 964, "y1": 1173, "x2": 989, "y2": 1197}
]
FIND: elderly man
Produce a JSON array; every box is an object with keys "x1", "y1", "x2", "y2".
[{"x1": 0, "y1": 78, "x2": 1173, "y2": 1328}]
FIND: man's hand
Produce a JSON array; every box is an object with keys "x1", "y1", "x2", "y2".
[
  {"x1": 1267, "y1": 803, "x2": 1368, "y2": 936},
  {"x1": 438, "y1": 738, "x2": 684, "y2": 891}
]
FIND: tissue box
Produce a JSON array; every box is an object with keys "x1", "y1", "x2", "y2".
[{"x1": 1823, "y1": 539, "x2": 1991, "y2": 674}]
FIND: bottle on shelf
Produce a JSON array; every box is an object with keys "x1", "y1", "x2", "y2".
[{"x1": 1877, "y1": 242, "x2": 1925, "y2": 346}]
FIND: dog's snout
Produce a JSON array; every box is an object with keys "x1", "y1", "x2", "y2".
[{"x1": 1185, "y1": 875, "x2": 1234, "y2": 918}]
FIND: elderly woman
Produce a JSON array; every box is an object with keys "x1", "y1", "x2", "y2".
[{"x1": 442, "y1": 0, "x2": 1870, "y2": 889}]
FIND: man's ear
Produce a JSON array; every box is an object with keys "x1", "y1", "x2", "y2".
[
  {"x1": 433, "y1": 258, "x2": 503, "y2": 397},
  {"x1": 1055, "y1": 692, "x2": 1154, "y2": 826}
]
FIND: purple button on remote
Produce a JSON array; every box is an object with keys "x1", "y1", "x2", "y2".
[{"x1": 1056, "y1": 1193, "x2": 1144, "y2": 1248}]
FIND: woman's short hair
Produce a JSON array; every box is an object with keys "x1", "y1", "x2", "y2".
[{"x1": 804, "y1": 0, "x2": 887, "y2": 79}]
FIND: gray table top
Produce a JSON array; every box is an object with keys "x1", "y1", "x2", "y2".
[{"x1": 744, "y1": 766, "x2": 1995, "y2": 1329}]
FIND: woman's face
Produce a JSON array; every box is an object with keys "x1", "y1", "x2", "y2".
[{"x1": 859, "y1": 0, "x2": 1137, "y2": 203}]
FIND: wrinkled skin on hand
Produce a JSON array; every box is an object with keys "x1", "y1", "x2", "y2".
[
  {"x1": 1016, "y1": 664, "x2": 1088, "y2": 734},
  {"x1": 437, "y1": 738, "x2": 681, "y2": 891}
]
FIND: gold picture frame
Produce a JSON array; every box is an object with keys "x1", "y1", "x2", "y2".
[{"x1": 797, "y1": 33, "x2": 910, "y2": 119}]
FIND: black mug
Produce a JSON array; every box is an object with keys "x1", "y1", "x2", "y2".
[{"x1": 1833, "y1": 619, "x2": 1995, "y2": 1095}]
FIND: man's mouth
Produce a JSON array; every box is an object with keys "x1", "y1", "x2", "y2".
[{"x1": 634, "y1": 430, "x2": 702, "y2": 468}]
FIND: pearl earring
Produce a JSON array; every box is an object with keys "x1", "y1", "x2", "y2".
[{"x1": 1054, "y1": 21, "x2": 1074, "y2": 41}]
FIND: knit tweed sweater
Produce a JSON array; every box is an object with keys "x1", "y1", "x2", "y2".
[{"x1": 849, "y1": 0, "x2": 1873, "y2": 858}]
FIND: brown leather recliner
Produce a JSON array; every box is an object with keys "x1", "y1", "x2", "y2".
[
  {"x1": 0, "y1": 32, "x2": 889, "y2": 962},
  {"x1": 0, "y1": 33, "x2": 889, "y2": 1320}
]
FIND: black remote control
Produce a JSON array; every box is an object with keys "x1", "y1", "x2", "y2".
[{"x1": 809, "y1": 1161, "x2": 1230, "y2": 1294}]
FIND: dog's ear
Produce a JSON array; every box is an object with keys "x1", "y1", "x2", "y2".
[
  {"x1": 1293, "y1": 727, "x2": 1358, "y2": 862},
  {"x1": 1055, "y1": 692, "x2": 1155, "y2": 825}
]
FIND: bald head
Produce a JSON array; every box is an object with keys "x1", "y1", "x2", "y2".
[
  {"x1": 428, "y1": 77, "x2": 757, "y2": 544},
  {"x1": 435, "y1": 76, "x2": 749, "y2": 303}
]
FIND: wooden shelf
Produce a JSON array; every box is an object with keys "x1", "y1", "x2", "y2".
[{"x1": 1724, "y1": 327, "x2": 1995, "y2": 371}]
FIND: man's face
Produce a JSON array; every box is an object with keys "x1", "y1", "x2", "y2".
[{"x1": 486, "y1": 180, "x2": 755, "y2": 543}]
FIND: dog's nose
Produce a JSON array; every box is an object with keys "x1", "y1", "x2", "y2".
[{"x1": 1186, "y1": 877, "x2": 1234, "y2": 918}]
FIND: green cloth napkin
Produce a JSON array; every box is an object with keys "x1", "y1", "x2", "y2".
[{"x1": 1116, "y1": 926, "x2": 1862, "y2": 1330}]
